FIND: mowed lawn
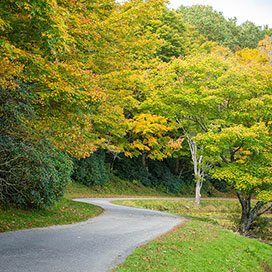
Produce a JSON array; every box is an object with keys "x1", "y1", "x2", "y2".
[{"x1": 114, "y1": 199, "x2": 272, "y2": 272}]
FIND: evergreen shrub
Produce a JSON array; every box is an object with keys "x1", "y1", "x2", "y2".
[
  {"x1": 72, "y1": 149, "x2": 109, "y2": 186},
  {"x1": 0, "y1": 137, "x2": 72, "y2": 209},
  {"x1": 113, "y1": 155, "x2": 152, "y2": 187},
  {"x1": 0, "y1": 84, "x2": 73, "y2": 209}
]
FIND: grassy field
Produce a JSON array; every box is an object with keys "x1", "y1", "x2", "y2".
[
  {"x1": 114, "y1": 220, "x2": 272, "y2": 272},
  {"x1": 114, "y1": 199, "x2": 272, "y2": 272}
]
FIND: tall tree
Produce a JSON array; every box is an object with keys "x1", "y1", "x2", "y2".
[
  {"x1": 144, "y1": 46, "x2": 272, "y2": 231},
  {"x1": 177, "y1": 5, "x2": 270, "y2": 51}
]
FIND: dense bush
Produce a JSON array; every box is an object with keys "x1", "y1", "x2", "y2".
[
  {"x1": 111, "y1": 155, "x2": 151, "y2": 187},
  {"x1": 72, "y1": 149, "x2": 109, "y2": 186},
  {"x1": 0, "y1": 84, "x2": 73, "y2": 209},
  {"x1": 0, "y1": 136, "x2": 73, "y2": 209},
  {"x1": 148, "y1": 160, "x2": 184, "y2": 193},
  {"x1": 211, "y1": 178, "x2": 230, "y2": 193},
  {"x1": 113, "y1": 155, "x2": 185, "y2": 193}
]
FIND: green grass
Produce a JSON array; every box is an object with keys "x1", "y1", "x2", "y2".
[
  {"x1": 115, "y1": 199, "x2": 272, "y2": 244},
  {"x1": 65, "y1": 175, "x2": 175, "y2": 199},
  {"x1": 114, "y1": 199, "x2": 272, "y2": 272},
  {"x1": 0, "y1": 198, "x2": 102, "y2": 232},
  {"x1": 115, "y1": 220, "x2": 272, "y2": 272}
]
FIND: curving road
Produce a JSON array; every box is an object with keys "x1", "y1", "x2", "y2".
[{"x1": 0, "y1": 198, "x2": 185, "y2": 272}]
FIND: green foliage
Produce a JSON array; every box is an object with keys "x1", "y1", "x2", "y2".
[
  {"x1": 0, "y1": 136, "x2": 72, "y2": 209},
  {"x1": 113, "y1": 155, "x2": 151, "y2": 187},
  {"x1": 1, "y1": 0, "x2": 271, "y2": 216},
  {"x1": 211, "y1": 178, "x2": 230, "y2": 193},
  {"x1": 154, "y1": 8, "x2": 186, "y2": 62},
  {"x1": 72, "y1": 149, "x2": 109, "y2": 186},
  {"x1": 238, "y1": 21, "x2": 265, "y2": 49},
  {"x1": 0, "y1": 84, "x2": 73, "y2": 209},
  {"x1": 148, "y1": 160, "x2": 184, "y2": 193},
  {"x1": 178, "y1": 5, "x2": 269, "y2": 51},
  {"x1": 65, "y1": 176, "x2": 174, "y2": 199},
  {"x1": 113, "y1": 155, "x2": 185, "y2": 193}
]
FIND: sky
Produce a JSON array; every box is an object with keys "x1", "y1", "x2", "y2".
[{"x1": 168, "y1": 0, "x2": 272, "y2": 27}]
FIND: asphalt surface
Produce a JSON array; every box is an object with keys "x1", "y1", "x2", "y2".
[{"x1": 0, "y1": 198, "x2": 185, "y2": 272}]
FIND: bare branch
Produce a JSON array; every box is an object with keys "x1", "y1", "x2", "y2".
[
  {"x1": 220, "y1": 154, "x2": 229, "y2": 163},
  {"x1": 257, "y1": 203, "x2": 272, "y2": 216}
]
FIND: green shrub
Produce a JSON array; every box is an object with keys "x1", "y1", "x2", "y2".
[
  {"x1": 148, "y1": 160, "x2": 184, "y2": 193},
  {"x1": 0, "y1": 136, "x2": 73, "y2": 209},
  {"x1": 72, "y1": 149, "x2": 109, "y2": 186},
  {"x1": 0, "y1": 83, "x2": 73, "y2": 209},
  {"x1": 113, "y1": 155, "x2": 184, "y2": 193},
  {"x1": 211, "y1": 178, "x2": 230, "y2": 193},
  {"x1": 113, "y1": 155, "x2": 152, "y2": 187}
]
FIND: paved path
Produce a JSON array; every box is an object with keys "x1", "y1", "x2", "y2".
[{"x1": 0, "y1": 198, "x2": 185, "y2": 272}]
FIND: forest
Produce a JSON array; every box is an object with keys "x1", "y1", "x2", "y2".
[{"x1": 0, "y1": 0, "x2": 272, "y2": 235}]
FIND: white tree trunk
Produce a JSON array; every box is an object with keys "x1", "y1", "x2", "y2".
[
  {"x1": 186, "y1": 135, "x2": 204, "y2": 206},
  {"x1": 195, "y1": 178, "x2": 202, "y2": 206},
  {"x1": 175, "y1": 118, "x2": 207, "y2": 207}
]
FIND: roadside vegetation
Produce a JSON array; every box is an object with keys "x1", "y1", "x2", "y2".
[
  {"x1": 65, "y1": 177, "x2": 176, "y2": 199},
  {"x1": 0, "y1": 198, "x2": 102, "y2": 232},
  {"x1": 115, "y1": 220, "x2": 272, "y2": 272},
  {"x1": 115, "y1": 199, "x2": 272, "y2": 244},
  {"x1": 0, "y1": 178, "x2": 175, "y2": 232},
  {"x1": 114, "y1": 199, "x2": 272, "y2": 272}
]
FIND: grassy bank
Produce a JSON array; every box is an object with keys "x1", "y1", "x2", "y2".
[
  {"x1": 65, "y1": 175, "x2": 175, "y2": 199},
  {"x1": 115, "y1": 220, "x2": 272, "y2": 272},
  {"x1": 114, "y1": 199, "x2": 272, "y2": 271},
  {"x1": 0, "y1": 175, "x2": 174, "y2": 232},
  {"x1": 0, "y1": 198, "x2": 102, "y2": 232}
]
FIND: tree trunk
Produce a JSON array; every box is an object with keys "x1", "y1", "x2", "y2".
[
  {"x1": 195, "y1": 179, "x2": 202, "y2": 206},
  {"x1": 239, "y1": 193, "x2": 252, "y2": 234},
  {"x1": 175, "y1": 119, "x2": 207, "y2": 207},
  {"x1": 186, "y1": 135, "x2": 204, "y2": 206},
  {"x1": 237, "y1": 192, "x2": 265, "y2": 234},
  {"x1": 174, "y1": 158, "x2": 180, "y2": 176},
  {"x1": 142, "y1": 153, "x2": 148, "y2": 171}
]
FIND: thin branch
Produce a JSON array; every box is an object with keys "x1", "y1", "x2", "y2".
[
  {"x1": 220, "y1": 154, "x2": 229, "y2": 164},
  {"x1": 257, "y1": 203, "x2": 272, "y2": 216},
  {"x1": 234, "y1": 141, "x2": 244, "y2": 153}
]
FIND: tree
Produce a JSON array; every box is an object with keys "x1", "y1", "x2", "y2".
[
  {"x1": 123, "y1": 113, "x2": 174, "y2": 167},
  {"x1": 237, "y1": 21, "x2": 264, "y2": 49},
  {"x1": 0, "y1": 0, "x2": 106, "y2": 158},
  {"x1": 177, "y1": 5, "x2": 270, "y2": 51},
  {"x1": 0, "y1": 0, "x2": 167, "y2": 158},
  {"x1": 145, "y1": 46, "x2": 272, "y2": 231},
  {"x1": 175, "y1": 119, "x2": 209, "y2": 206},
  {"x1": 0, "y1": 0, "x2": 167, "y2": 206},
  {"x1": 154, "y1": 8, "x2": 186, "y2": 62},
  {"x1": 258, "y1": 36, "x2": 272, "y2": 63}
]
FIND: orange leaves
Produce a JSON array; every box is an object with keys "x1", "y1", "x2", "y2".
[{"x1": 168, "y1": 138, "x2": 184, "y2": 151}]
